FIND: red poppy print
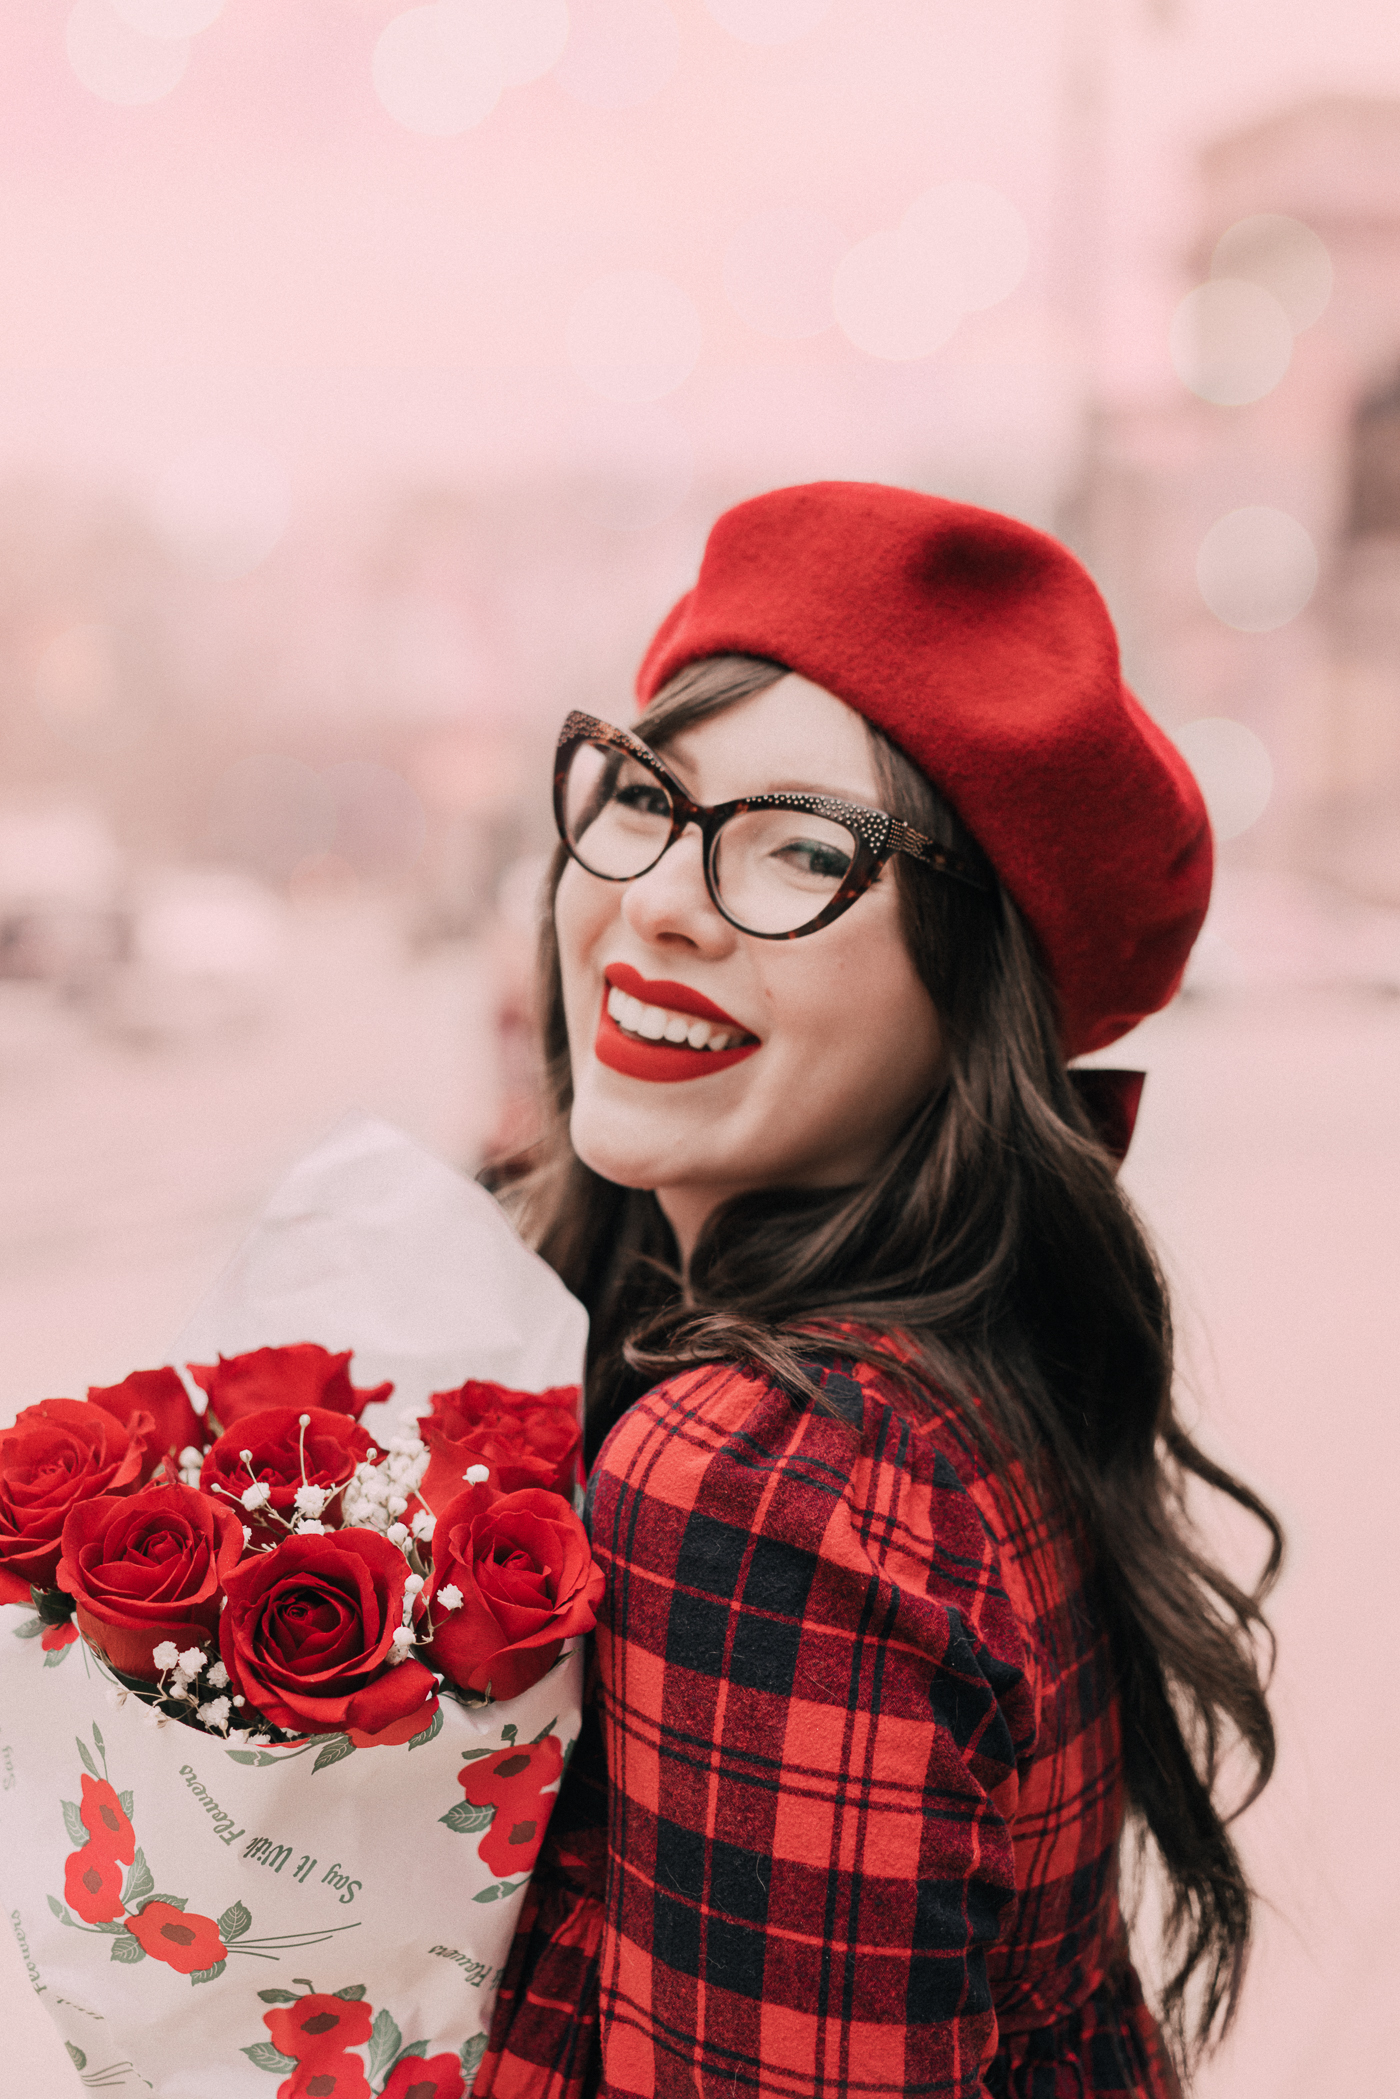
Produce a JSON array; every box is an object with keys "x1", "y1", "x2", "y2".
[
  {"x1": 457, "y1": 1735, "x2": 564, "y2": 1879},
  {"x1": 264, "y1": 1993, "x2": 374, "y2": 2063},
  {"x1": 78, "y1": 1774, "x2": 135, "y2": 1863},
  {"x1": 63, "y1": 1844, "x2": 126, "y2": 1924},
  {"x1": 276, "y1": 2053, "x2": 372, "y2": 2099},
  {"x1": 41, "y1": 1617, "x2": 79, "y2": 1652},
  {"x1": 124, "y1": 1901, "x2": 227, "y2": 1975},
  {"x1": 380, "y1": 2053, "x2": 465, "y2": 2099}
]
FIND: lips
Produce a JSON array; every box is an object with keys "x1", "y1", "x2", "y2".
[{"x1": 594, "y1": 962, "x2": 760, "y2": 1085}]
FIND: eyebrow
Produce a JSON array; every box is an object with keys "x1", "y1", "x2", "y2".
[{"x1": 653, "y1": 747, "x2": 882, "y2": 811}]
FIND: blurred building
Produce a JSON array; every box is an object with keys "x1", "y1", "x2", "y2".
[{"x1": 1083, "y1": 95, "x2": 1400, "y2": 903}]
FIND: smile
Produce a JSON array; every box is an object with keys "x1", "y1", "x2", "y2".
[{"x1": 594, "y1": 963, "x2": 760, "y2": 1084}]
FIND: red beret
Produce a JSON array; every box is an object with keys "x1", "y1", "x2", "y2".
[{"x1": 635, "y1": 481, "x2": 1211, "y2": 1059}]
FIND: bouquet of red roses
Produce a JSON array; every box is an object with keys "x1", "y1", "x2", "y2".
[{"x1": 0, "y1": 1118, "x2": 594, "y2": 2099}]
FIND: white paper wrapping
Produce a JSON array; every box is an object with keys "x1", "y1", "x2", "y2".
[{"x1": 0, "y1": 1114, "x2": 591, "y2": 2096}]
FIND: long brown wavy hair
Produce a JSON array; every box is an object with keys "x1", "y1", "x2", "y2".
[{"x1": 501, "y1": 653, "x2": 1282, "y2": 2078}]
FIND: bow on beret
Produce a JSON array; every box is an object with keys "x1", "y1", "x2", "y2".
[{"x1": 636, "y1": 481, "x2": 1211, "y2": 1059}]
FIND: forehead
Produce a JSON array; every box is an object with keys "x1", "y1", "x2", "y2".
[{"x1": 659, "y1": 673, "x2": 882, "y2": 805}]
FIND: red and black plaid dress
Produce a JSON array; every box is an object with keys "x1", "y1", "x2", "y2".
[{"x1": 477, "y1": 1346, "x2": 1181, "y2": 2099}]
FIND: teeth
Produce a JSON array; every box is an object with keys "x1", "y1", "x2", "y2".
[{"x1": 606, "y1": 984, "x2": 746, "y2": 1052}]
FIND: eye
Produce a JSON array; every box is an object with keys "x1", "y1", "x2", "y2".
[
  {"x1": 772, "y1": 836, "x2": 851, "y2": 881},
  {"x1": 613, "y1": 782, "x2": 672, "y2": 821}
]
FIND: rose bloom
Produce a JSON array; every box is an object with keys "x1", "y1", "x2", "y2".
[
  {"x1": 64, "y1": 1844, "x2": 126, "y2": 1924},
  {"x1": 220, "y1": 1529, "x2": 437, "y2": 1741},
  {"x1": 425, "y1": 1482, "x2": 604, "y2": 1700},
  {"x1": 79, "y1": 1774, "x2": 135, "y2": 1864},
  {"x1": 263, "y1": 1992, "x2": 374, "y2": 2063},
  {"x1": 190, "y1": 1346, "x2": 391, "y2": 1432},
  {"x1": 416, "y1": 1380, "x2": 581, "y2": 1500},
  {"x1": 200, "y1": 1407, "x2": 373, "y2": 1540},
  {"x1": 57, "y1": 1482, "x2": 244, "y2": 1679},
  {"x1": 417, "y1": 1425, "x2": 559, "y2": 1511},
  {"x1": 124, "y1": 1900, "x2": 227, "y2": 1975},
  {"x1": 0, "y1": 1399, "x2": 149, "y2": 1604},
  {"x1": 87, "y1": 1367, "x2": 203, "y2": 1473},
  {"x1": 381, "y1": 2054, "x2": 464, "y2": 2099}
]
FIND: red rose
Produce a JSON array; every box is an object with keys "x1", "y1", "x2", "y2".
[
  {"x1": 124, "y1": 1900, "x2": 227, "y2": 1974},
  {"x1": 220, "y1": 1530, "x2": 437, "y2": 1740},
  {"x1": 418, "y1": 1427, "x2": 557, "y2": 1513},
  {"x1": 78, "y1": 1774, "x2": 135, "y2": 1863},
  {"x1": 63, "y1": 1844, "x2": 125, "y2": 1924},
  {"x1": 417, "y1": 1382, "x2": 581, "y2": 1501},
  {"x1": 381, "y1": 2053, "x2": 465, "y2": 2099},
  {"x1": 278, "y1": 2056, "x2": 372, "y2": 2099},
  {"x1": 425, "y1": 1483, "x2": 603, "y2": 1700},
  {"x1": 458, "y1": 1735, "x2": 564, "y2": 1879},
  {"x1": 200, "y1": 1408, "x2": 373, "y2": 1541},
  {"x1": 190, "y1": 1346, "x2": 392, "y2": 1432},
  {"x1": 264, "y1": 1992, "x2": 373, "y2": 2062},
  {"x1": 0, "y1": 1399, "x2": 149, "y2": 1605},
  {"x1": 57, "y1": 1483, "x2": 245, "y2": 1680},
  {"x1": 87, "y1": 1368, "x2": 204, "y2": 1473}
]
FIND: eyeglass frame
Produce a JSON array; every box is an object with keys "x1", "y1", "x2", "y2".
[{"x1": 553, "y1": 709, "x2": 990, "y2": 942}]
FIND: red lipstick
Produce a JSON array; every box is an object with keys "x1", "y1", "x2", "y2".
[{"x1": 595, "y1": 962, "x2": 760, "y2": 1085}]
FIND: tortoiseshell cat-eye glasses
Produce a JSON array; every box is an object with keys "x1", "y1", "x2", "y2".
[{"x1": 553, "y1": 709, "x2": 989, "y2": 941}]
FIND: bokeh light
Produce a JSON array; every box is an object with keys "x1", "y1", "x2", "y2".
[
  {"x1": 566, "y1": 270, "x2": 701, "y2": 402},
  {"x1": 323, "y1": 762, "x2": 429, "y2": 879},
  {"x1": 902, "y1": 181, "x2": 1031, "y2": 312},
  {"x1": 206, "y1": 756, "x2": 336, "y2": 882},
  {"x1": 1172, "y1": 717, "x2": 1274, "y2": 841},
  {"x1": 554, "y1": 0, "x2": 681, "y2": 110},
  {"x1": 108, "y1": 0, "x2": 224, "y2": 35},
  {"x1": 1211, "y1": 213, "x2": 1332, "y2": 334},
  {"x1": 723, "y1": 206, "x2": 846, "y2": 339},
  {"x1": 33, "y1": 625, "x2": 145, "y2": 753},
  {"x1": 486, "y1": 0, "x2": 570, "y2": 86},
  {"x1": 703, "y1": 0, "x2": 832, "y2": 43},
  {"x1": 833, "y1": 182, "x2": 1028, "y2": 361},
  {"x1": 133, "y1": 869, "x2": 286, "y2": 978},
  {"x1": 1169, "y1": 279, "x2": 1293, "y2": 405},
  {"x1": 371, "y1": 3, "x2": 505, "y2": 136},
  {"x1": 149, "y1": 442, "x2": 292, "y2": 580},
  {"x1": 66, "y1": 0, "x2": 190, "y2": 104},
  {"x1": 567, "y1": 400, "x2": 695, "y2": 530},
  {"x1": 1196, "y1": 506, "x2": 1319, "y2": 631}
]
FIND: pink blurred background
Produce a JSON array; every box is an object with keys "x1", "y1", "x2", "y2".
[{"x1": 2, "y1": 2, "x2": 1398, "y2": 2090}]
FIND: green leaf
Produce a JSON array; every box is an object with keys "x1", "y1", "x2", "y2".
[
  {"x1": 472, "y1": 1879, "x2": 526, "y2": 1904},
  {"x1": 256, "y1": 1989, "x2": 300, "y2": 2005},
  {"x1": 439, "y1": 1798, "x2": 494, "y2": 1835},
  {"x1": 92, "y1": 1723, "x2": 105, "y2": 1759},
  {"x1": 189, "y1": 1959, "x2": 227, "y2": 1985},
  {"x1": 110, "y1": 1931, "x2": 145, "y2": 1964},
  {"x1": 365, "y1": 2008, "x2": 403, "y2": 2085},
  {"x1": 64, "y1": 2042, "x2": 88, "y2": 2073},
  {"x1": 407, "y1": 1706, "x2": 443, "y2": 1751},
  {"x1": 118, "y1": 1790, "x2": 133, "y2": 1818},
  {"x1": 226, "y1": 1749, "x2": 282, "y2": 1767},
  {"x1": 459, "y1": 2035, "x2": 488, "y2": 2082},
  {"x1": 529, "y1": 1716, "x2": 558, "y2": 1746},
  {"x1": 242, "y1": 2042, "x2": 300, "y2": 2075},
  {"x1": 217, "y1": 1900, "x2": 252, "y2": 1942},
  {"x1": 312, "y1": 1734, "x2": 355, "y2": 1774},
  {"x1": 122, "y1": 1850, "x2": 154, "y2": 1911},
  {"x1": 47, "y1": 1895, "x2": 77, "y2": 1927},
  {"x1": 88, "y1": 1919, "x2": 125, "y2": 1936},
  {"x1": 457, "y1": 1746, "x2": 497, "y2": 1763},
  {"x1": 13, "y1": 1615, "x2": 43, "y2": 1640},
  {"x1": 333, "y1": 1984, "x2": 368, "y2": 2000},
  {"x1": 61, "y1": 1799, "x2": 86, "y2": 1847},
  {"x1": 43, "y1": 1644, "x2": 71, "y2": 1668},
  {"x1": 388, "y1": 2040, "x2": 430, "y2": 2079},
  {"x1": 76, "y1": 1736, "x2": 99, "y2": 1780},
  {"x1": 500, "y1": 1724, "x2": 518, "y2": 1747},
  {"x1": 143, "y1": 1893, "x2": 187, "y2": 1912}
]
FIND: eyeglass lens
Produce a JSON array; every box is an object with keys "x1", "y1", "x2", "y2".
[{"x1": 560, "y1": 736, "x2": 857, "y2": 936}]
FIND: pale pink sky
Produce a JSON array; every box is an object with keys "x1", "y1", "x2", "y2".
[{"x1": 0, "y1": 0, "x2": 1397, "y2": 507}]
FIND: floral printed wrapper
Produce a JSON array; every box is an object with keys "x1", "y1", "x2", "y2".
[{"x1": 0, "y1": 1115, "x2": 590, "y2": 2097}]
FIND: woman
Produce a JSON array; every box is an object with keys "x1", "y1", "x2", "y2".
[{"x1": 479, "y1": 483, "x2": 1281, "y2": 2099}]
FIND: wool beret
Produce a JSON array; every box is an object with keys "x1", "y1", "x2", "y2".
[{"x1": 635, "y1": 481, "x2": 1211, "y2": 1059}]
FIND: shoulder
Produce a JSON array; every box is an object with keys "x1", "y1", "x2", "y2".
[{"x1": 587, "y1": 1349, "x2": 1048, "y2": 1758}]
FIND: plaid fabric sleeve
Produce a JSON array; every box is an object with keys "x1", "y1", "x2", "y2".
[{"x1": 586, "y1": 1353, "x2": 1044, "y2": 2099}]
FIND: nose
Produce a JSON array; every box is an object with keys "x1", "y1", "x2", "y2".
[{"x1": 620, "y1": 822, "x2": 736, "y2": 956}]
